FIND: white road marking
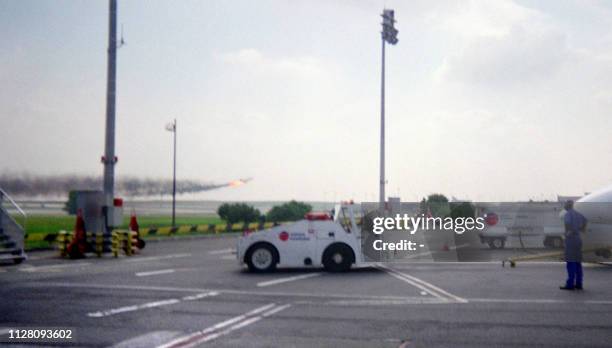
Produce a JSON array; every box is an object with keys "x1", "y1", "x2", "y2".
[
  {"x1": 181, "y1": 292, "x2": 219, "y2": 301},
  {"x1": 322, "y1": 298, "x2": 444, "y2": 306},
  {"x1": 88, "y1": 299, "x2": 181, "y2": 318},
  {"x1": 257, "y1": 273, "x2": 321, "y2": 287},
  {"x1": 158, "y1": 303, "x2": 276, "y2": 348},
  {"x1": 136, "y1": 269, "x2": 176, "y2": 277},
  {"x1": 0, "y1": 328, "x2": 11, "y2": 335},
  {"x1": 111, "y1": 330, "x2": 183, "y2": 348},
  {"x1": 19, "y1": 262, "x2": 91, "y2": 272},
  {"x1": 220, "y1": 255, "x2": 235, "y2": 260},
  {"x1": 157, "y1": 303, "x2": 291, "y2": 348},
  {"x1": 88, "y1": 291, "x2": 218, "y2": 318},
  {"x1": 376, "y1": 264, "x2": 468, "y2": 303},
  {"x1": 208, "y1": 248, "x2": 234, "y2": 255},
  {"x1": 37, "y1": 282, "x2": 612, "y2": 306},
  {"x1": 123, "y1": 253, "x2": 191, "y2": 263}
]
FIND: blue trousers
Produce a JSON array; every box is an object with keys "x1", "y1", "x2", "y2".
[{"x1": 565, "y1": 262, "x2": 583, "y2": 288}]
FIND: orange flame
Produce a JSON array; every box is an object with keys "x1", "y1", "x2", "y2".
[{"x1": 228, "y1": 180, "x2": 245, "y2": 187}]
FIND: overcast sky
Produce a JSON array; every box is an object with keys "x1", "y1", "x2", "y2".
[{"x1": 1, "y1": 0, "x2": 611, "y2": 202}]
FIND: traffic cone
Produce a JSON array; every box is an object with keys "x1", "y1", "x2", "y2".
[
  {"x1": 67, "y1": 209, "x2": 87, "y2": 259},
  {"x1": 129, "y1": 212, "x2": 145, "y2": 250}
]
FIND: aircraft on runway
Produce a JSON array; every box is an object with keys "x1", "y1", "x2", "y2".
[
  {"x1": 574, "y1": 184, "x2": 612, "y2": 258},
  {"x1": 478, "y1": 184, "x2": 612, "y2": 264}
]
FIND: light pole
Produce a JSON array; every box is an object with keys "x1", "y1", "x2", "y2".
[
  {"x1": 166, "y1": 119, "x2": 177, "y2": 227},
  {"x1": 379, "y1": 9, "x2": 398, "y2": 209},
  {"x1": 103, "y1": 0, "x2": 118, "y2": 220}
]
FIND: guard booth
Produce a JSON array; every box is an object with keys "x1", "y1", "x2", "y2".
[{"x1": 74, "y1": 190, "x2": 123, "y2": 252}]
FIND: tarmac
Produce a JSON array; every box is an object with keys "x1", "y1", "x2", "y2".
[{"x1": 1, "y1": 235, "x2": 611, "y2": 347}]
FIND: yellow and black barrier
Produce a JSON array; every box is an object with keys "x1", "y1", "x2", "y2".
[
  {"x1": 38, "y1": 220, "x2": 291, "y2": 254},
  {"x1": 111, "y1": 230, "x2": 140, "y2": 257},
  {"x1": 85, "y1": 232, "x2": 105, "y2": 257},
  {"x1": 56, "y1": 231, "x2": 72, "y2": 257}
]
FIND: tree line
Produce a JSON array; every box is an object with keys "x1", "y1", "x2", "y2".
[{"x1": 217, "y1": 200, "x2": 313, "y2": 224}]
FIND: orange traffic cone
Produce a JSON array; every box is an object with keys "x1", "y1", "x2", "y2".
[
  {"x1": 67, "y1": 209, "x2": 87, "y2": 259},
  {"x1": 129, "y1": 212, "x2": 145, "y2": 249}
]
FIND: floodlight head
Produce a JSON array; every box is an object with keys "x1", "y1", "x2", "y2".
[
  {"x1": 381, "y1": 9, "x2": 398, "y2": 45},
  {"x1": 382, "y1": 9, "x2": 395, "y2": 26}
]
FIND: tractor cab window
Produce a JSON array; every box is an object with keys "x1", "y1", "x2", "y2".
[{"x1": 335, "y1": 206, "x2": 353, "y2": 233}]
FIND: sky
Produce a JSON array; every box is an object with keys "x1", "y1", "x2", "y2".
[{"x1": 1, "y1": 0, "x2": 612, "y2": 202}]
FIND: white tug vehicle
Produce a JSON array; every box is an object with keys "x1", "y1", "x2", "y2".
[{"x1": 237, "y1": 203, "x2": 364, "y2": 272}]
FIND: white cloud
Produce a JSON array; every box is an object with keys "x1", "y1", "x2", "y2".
[
  {"x1": 428, "y1": 0, "x2": 535, "y2": 39},
  {"x1": 218, "y1": 48, "x2": 326, "y2": 80},
  {"x1": 432, "y1": 0, "x2": 568, "y2": 86}
]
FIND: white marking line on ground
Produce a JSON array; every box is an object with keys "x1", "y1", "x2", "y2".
[
  {"x1": 38, "y1": 282, "x2": 612, "y2": 306},
  {"x1": 0, "y1": 328, "x2": 11, "y2": 335},
  {"x1": 41, "y1": 282, "x2": 442, "y2": 301},
  {"x1": 157, "y1": 303, "x2": 276, "y2": 348},
  {"x1": 208, "y1": 248, "x2": 234, "y2": 255},
  {"x1": 158, "y1": 303, "x2": 291, "y2": 348},
  {"x1": 87, "y1": 291, "x2": 218, "y2": 318},
  {"x1": 376, "y1": 264, "x2": 468, "y2": 303},
  {"x1": 469, "y1": 298, "x2": 612, "y2": 305},
  {"x1": 19, "y1": 262, "x2": 91, "y2": 272},
  {"x1": 257, "y1": 273, "x2": 321, "y2": 287},
  {"x1": 136, "y1": 269, "x2": 176, "y2": 277},
  {"x1": 320, "y1": 298, "x2": 445, "y2": 306},
  {"x1": 182, "y1": 291, "x2": 219, "y2": 301},
  {"x1": 123, "y1": 253, "x2": 191, "y2": 263}
]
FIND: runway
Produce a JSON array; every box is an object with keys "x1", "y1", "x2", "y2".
[{"x1": 1, "y1": 236, "x2": 611, "y2": 347}]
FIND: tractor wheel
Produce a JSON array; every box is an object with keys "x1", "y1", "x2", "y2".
[
  {"x1": 323, "y1": 244, "x2": 353, "y2": 272},
  {"x1": 246, "y1": 244, "x2": 277, "y2": 273},
  {"x1": 488, "y1": 238, "x2": 505, "y2": 249}
]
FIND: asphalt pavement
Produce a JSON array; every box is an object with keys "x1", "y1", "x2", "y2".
[{"x1": 1, "y1": 236, "x2": 611, "y2": 347}]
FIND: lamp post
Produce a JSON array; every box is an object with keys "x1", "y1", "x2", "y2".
[
  {"x1": 103, "y1": 0, "x2": 118, "y2": 222},
  {"x1": 379, "y1": 9, "x2": 398, "y2": 209},
  {"x1": 166, "y1": 119, "x2": 177, "y2": 227}
]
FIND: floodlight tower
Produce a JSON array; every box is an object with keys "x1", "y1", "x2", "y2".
[
  {"x1": 102, "y1": 0, "x2": 118, "y2": 211},
  {"x1": 379, "y1": 9, "x2": 398, "y2": 208}
]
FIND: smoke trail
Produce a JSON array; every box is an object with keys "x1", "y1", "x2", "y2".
[{"x1": 0, "y1": 174, "x2": 249, "y2": 198}]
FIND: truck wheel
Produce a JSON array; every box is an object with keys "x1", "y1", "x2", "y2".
[
  {"x1": 323, "y1": 244, "x2": 353, "y2": 272},
  {"x1": 246, "y1": 244, "x2": 277, "y2": 273},
  {"x1": 488, "y1": 238, "x2": 505, "y2": 249}
]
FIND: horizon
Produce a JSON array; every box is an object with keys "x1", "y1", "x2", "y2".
[{"x1": 2, "y1": 0, "x2": 611, "y2": 202}]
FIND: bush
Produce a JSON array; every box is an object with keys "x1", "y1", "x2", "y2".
[
  {"x1": 217, "y1": 203, "x2": 261, "y2": 225},
  {"x1": 267, "y1": 200, "x2": 312, "y2": 222},
  {"x1": 425, "y1": 194, "x2": 450, "y2": 217},
  {"x1": 449, "y1": 202, "x2": 476, "y2": 219}
]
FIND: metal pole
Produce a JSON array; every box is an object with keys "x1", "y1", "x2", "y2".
[
  {"x1": 172, "y1": 119, "x2": 177, "y2": 227},
  {"x1": 103, "y1": 0, "x2": 117, "y2": 212},
  {"x1": 379, "y1": 37, "x2": 386, "y2": 208}
]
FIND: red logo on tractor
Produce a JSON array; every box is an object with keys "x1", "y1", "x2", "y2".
[
  {"x1": 279, "y1": 231, "x2": 289, "y2": 241},
  {"x1": 485, "y1": 212, "x2": 499, "y2": 226}
]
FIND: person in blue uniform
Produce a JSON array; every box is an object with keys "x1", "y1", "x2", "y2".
[{"x1": 560, "y1": 200, "x2": 587, "y2": 290}]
